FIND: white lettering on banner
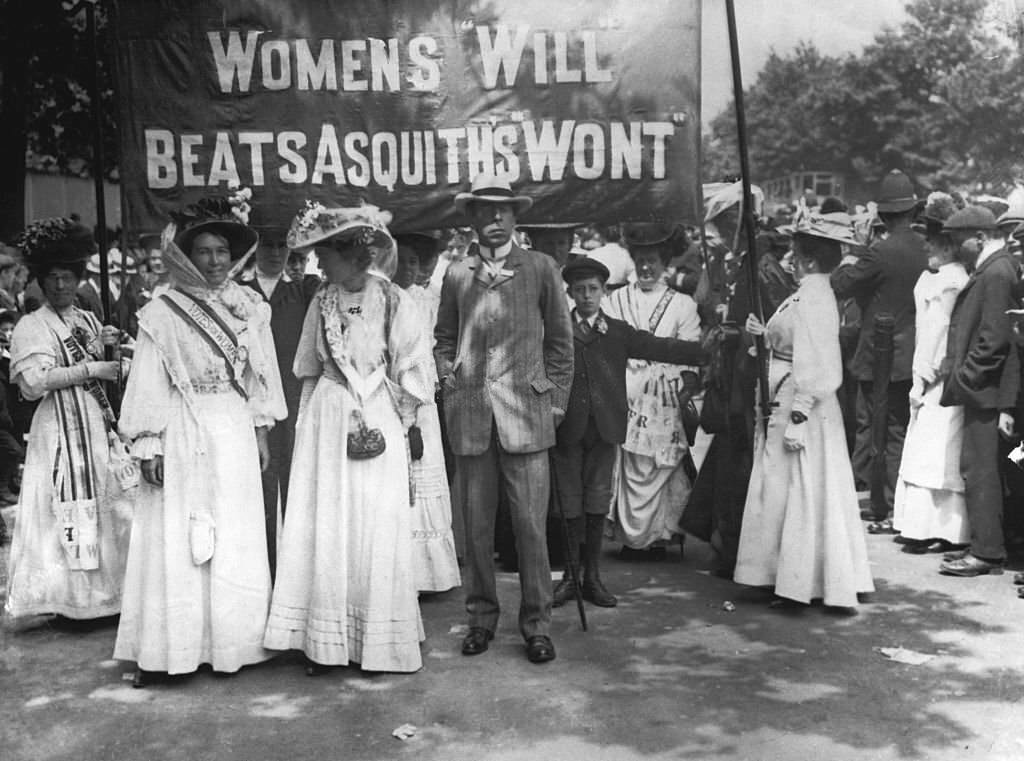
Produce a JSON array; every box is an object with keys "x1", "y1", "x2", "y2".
[
  {"x1": 143, "y1": 121, "x2": 676, "y2": 190},
  {"x1": 209, "y1": 31, "x2": 263, "y2": 92},
  {"x1": 312, "y1": 124, "x2": 345, "y2": 184},
  {"x1": 206, "y1": 26, "x2": 612, "y2": 93},
  {"x1": 261, "y1": 40, "x2": 292, "y2": 90},
  {"x1": 406, "y1": 36, "x2": 441, "y2": 91},
  {"x1": 278, "y1": 131, "x2": 308, "y2": 183},
  {"x1": 476, "y1": 24, "x2": 530, "y2": 89},
  {"x1": 296, "y1": 39, "x2": 337, "y2": 90},
  {"x1": 146, "y1": 129, "x2": 177, "y2": 189}
]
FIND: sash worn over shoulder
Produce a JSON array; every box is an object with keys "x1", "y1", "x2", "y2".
[
  {"x1": 161, "y1": 289, "x2": 249, "y2": 401},
  {"x1": 36, "y1": 306, "x2": 111, "y2": 570}
]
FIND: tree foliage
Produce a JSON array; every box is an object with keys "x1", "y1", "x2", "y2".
[{"x1": 705, "y1": 0, "x2": 1024, "y2": 195}]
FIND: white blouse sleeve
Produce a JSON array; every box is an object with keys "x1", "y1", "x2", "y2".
[
  {"x1": 245, "y1": 300, "x2": 288, "y2": 428},
  {"x1": 790, "y1": 281, "x2": 843, "y2": 416},
  {"x1": 118, "y1": 323, "x2": 172, "y2": 459},
  {"x1": 387, "y1": 288, "x2": 434, "y2": 427}
]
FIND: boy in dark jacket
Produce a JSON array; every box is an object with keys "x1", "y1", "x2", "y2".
[{"x1": 551, "y1": 258, "x2": 707, "y2": 607}]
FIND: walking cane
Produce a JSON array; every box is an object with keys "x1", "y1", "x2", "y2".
[
  {"x1": 869, "y1": 313, "x2": 895, "y2": 520},
  {"x1": 548, "y1": 459, "x2": 588, "y2": 632}
]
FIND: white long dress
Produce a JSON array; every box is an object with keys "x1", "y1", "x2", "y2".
[
  {"x1": 264, "y1": 277, "x2": 433, "y2": 672},
  {"x1": 405, "y1": 283, "x2": 460, "y2": 593},
  {"x1": 114, "y1": 285, "x2": 286, "y2": 674},
  {"x1": 734, "y1": 273, "x2": 874, "y2": 607},
  {"x1": 604, "y1": 281, "x2": 701, "y2": 548},
  {"x1": 5, "y1": 304, "x2": 134, "y2": 619},
  {"x1": 893, "y1": 263, "x2": 970, "y2": 543}
]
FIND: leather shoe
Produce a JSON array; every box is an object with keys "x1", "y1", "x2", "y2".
[
  {"x1": 461, "y1": 627, "x2": 493, "y2": 656},
  {"x1": 552, "y1": 576, "x2": 577, "y2": 608},
  {"x1": 582, "y1": 579, "x2": 617, "y2": 607},
  {"x1": 942, "y1": 547, "x2": 971, "y2": 562},
  {"x1": 939, "y1": 555, "x2": 1004, "y2": 577},
  {"x1": 525, "y1": 635, "x2": 556, "y2": 663}
]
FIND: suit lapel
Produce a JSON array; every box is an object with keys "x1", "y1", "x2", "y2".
[{"x1": 471, "y1": 244, "x2": 522, "y2": 289}]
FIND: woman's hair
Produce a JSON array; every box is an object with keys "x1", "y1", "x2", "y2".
[
  {"x1": 793, "y1": 232, "x2": 842, "y2": 273},
  {"x1": 33, "y1": 259, "x2": 87, "y2": 282},
  {"x1": 629, "y1": 242, "x2": 674, "y2": 266},
  {"x1": 327, "y1": 235, "x2": 374, "y2": 271}
]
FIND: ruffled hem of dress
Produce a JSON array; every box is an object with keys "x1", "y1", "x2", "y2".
[{"x1": 263, "y1": 603, "x2": 423, "y2": 673}]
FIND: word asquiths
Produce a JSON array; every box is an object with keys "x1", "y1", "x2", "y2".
[{"x1": 145, "y1": 120, "x2": 676, "y2": 191}]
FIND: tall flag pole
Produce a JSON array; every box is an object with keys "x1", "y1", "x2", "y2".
[{"x1": 724, "y1": 0, "x2": 771, "y2": 432}]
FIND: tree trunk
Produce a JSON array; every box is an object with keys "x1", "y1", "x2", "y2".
[{"x1": 0, "y1": 0, "x2": 31, "y2": 240}]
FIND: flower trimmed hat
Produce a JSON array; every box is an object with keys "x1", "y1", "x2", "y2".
[
  {"x1": 169, "y1": 190, "x2": 257, "y2": 261},
  {"x1": 15, "y1": 217, "x2": 95, "y2": 274},
  {"x1": 286, "y1": 201, "x2": 396, "y2": 259}
]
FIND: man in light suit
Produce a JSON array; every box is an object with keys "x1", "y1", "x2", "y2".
[
  {"x1": 435, "y1": 174, "x2": 573, "y2": 664},
  {"x1": 939, "y1": 206, "x2": 1021, "y2": 576}
]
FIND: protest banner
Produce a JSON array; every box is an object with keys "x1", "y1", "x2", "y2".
[{"x1": 113, "y1": 0, "x2": 701, "y2": 236}]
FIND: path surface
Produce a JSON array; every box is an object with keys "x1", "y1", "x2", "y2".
[{"x1": 2, "y1": 525, "x2": 1023, "y2": 761}]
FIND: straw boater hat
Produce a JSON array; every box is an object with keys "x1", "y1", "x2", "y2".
[
  {"x1": 875, "y1": 170, "x2": 919, "y2": 214},
  {"x1": 454, "y1": 174, "x2": 533, "y2": 215},
  {"x1": 169, "y1": 196, "x2": 258, "y2": 260}
]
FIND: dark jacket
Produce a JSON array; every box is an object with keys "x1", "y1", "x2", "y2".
[
  {"x1": 240, "y1": 273, "x2": 317, "y2": 415},
  {"x1": 941, "y1": 248, "x2": 1021, "y2": 410},
  {"x1": 831, "y1": 227, "x2": 928, "y2": 382},
  {"x1": 557, "y1": 311, "x2": 706, "y2": 447}
]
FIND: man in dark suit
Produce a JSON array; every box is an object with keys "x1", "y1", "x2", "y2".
[
  {"x1": 239, "y1": 230, "x2": 317, "y2": 580},
  {"x1": 551, "y1": 258, "x2": 706, "y2": 608},
  {"x1": 939, "y1": 206, "x2": 1020, "y2": 576},
  {"x1": 435, "y1": 174, "x2": 573, "y2": 664},
  {"x1": 831, "y1": 170, "x2": 928, "y2": 528}
]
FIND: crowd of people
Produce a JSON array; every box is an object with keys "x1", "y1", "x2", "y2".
[{"x1": 2, "y1": 168, "x2": 1024, "y2": 683}]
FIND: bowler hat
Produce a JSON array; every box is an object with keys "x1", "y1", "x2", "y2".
[
  {"x1": 875, "y1": 170, "x2": 918, "y2": 214},
  {"x1": 942, "y1": 205, "x2": 997, "y2": 232},
  {"x1": 561, "y1": 256, "x2": 610, "y2": 285},
  {"x1": 454, "y1": 174, "x2": 533, "y2": 215}
]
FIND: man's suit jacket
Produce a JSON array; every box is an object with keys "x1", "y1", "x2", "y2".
[
  {"x1": 241, "y1": 273, "x2": 318, "y2": 415},
  {"x1": 557, "y1": 312, "x2": 706, "y2": 447},
  {"x1": 941, "y1": 248, "x2": 1021, "y2": 411},
  {"x1": 434, "y1": 243, "x2": 573, "y2": 456},
  {"x1": 831, "y1": 227, "x2": 928, "y2": 382}
]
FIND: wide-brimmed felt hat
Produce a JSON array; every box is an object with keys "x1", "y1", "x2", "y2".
[
  {"x1": 942, "y1": 205, "x2": 997, "y2": 232},
  {"x1": 454, "y1": 174, "x2": 533, "y2": 216},
  {"x1": 562, "y1": 256, "x2": 610, "y2": 285},
  {"x1": 170, "y1": 196, "x2": 258, "y2": 261},
  {"x1": 15, "y1": 217, "x2": 95, "y2": 271},
  {"x1": 875, "y1": 170, "x2": 919, "y2": 214},
  {"x1": 621, "y1": 222, "x2": 685, "y2": 249},
  {"x1": 286, "y1": 201, "x2": 396, "y2": 258}
]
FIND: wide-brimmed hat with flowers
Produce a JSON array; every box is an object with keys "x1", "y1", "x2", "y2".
[
  {"x1": 169, "y1": 190, "x2": 258, "y2": 261},
  {"x1": 286, "y1": 201, "x2": 396, "y2": 273},
  {"x1": 15, "y1": 217, "x2": 95, "y2": 274}
]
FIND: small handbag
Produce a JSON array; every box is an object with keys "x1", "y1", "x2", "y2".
[{"x1": 347, "y1": 409, "x2": 386, "y2": 460}]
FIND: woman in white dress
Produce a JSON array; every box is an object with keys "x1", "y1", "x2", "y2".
[
  {"x1": 5, "y1": 219, "x2": 131, "y2": 621},
  {"x1": 114, "y1": 195, "x2": 287, "y2": 685},
  {"x1": 735, "y1": 211, "x2": 874, "y2": 608},
  {"x1": 264, "y1": 204, "x2": 434, "y2": 674},
  {"x1": 894, "y1": 193, "x2": 970, "y2": 552},
  {"x1": 603, "y1": 224, "x2": 702, "y2": 558},
  {"x1": 394, "y1": 232, "x2": 460, "y2": 593}
]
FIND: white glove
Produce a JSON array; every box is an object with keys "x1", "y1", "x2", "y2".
[{"x1": 783, "y1": 421, "x2": 806, "y2": 452}]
